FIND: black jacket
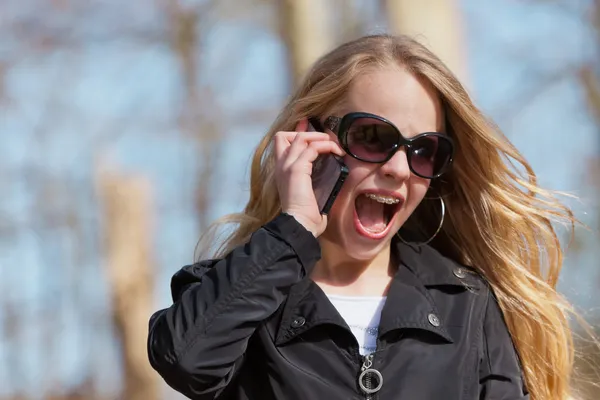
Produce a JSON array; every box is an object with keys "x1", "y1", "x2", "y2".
[{"x1": 147, "y1": 213, "x2": 529, "y2": 399}]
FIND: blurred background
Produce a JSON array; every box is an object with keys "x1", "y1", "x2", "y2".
[{"x1": 1, "y1": 0, "x2": 599, "y2": 399}]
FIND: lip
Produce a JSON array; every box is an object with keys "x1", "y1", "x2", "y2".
[{"x1": 353, "y1": 189, "x2": 404, "y2": 240}]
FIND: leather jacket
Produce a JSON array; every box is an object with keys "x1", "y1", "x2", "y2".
[{"x1": 148, "y1": 213, "x2": 529, "y2": 399}]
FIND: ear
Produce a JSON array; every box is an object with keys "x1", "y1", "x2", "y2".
[{"x1": 295, "y1": 118, "x2": 309, "y2": 132}]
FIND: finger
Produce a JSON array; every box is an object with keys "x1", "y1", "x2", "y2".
[
  {"x1": 285, "y1": 132, "x2": 332, "y2": 164},
  {"x1": 274, "y1": 131, "x2": 329, "y2": 147},
  {"x1": 273, "y1": 131, "x2": 298, "y2": 146},
  {"x1": 296, "y1": 141, "x2": 347, "y2": 165},
  {"x1": 305, "y1": 139, "x2": 346, "y2": 158},
  {"x1": 273, "y1": 132, "x2": 290, "y2": 160},
  {"x1": 331, "y1": 141, "x2": 346, "y2": 157},
  {"x1": 273, "y1": 131, "x2": 309, "y2": 162},
  {"x1": 273, "y1": 131, "x2": 301, "y2": 159}
]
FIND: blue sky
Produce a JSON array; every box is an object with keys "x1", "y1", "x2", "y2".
[{"x1": 0, "y1": 0, "x2": 599, "y2": 397}]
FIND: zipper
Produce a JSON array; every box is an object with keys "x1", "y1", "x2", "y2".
[{"x1": 358, "y1": 353, "x2": 383, "y2": 399}]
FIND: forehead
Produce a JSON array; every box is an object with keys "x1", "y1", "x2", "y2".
[{"x1": 338, "y1": 66, "x2": 444, "y2": 135}]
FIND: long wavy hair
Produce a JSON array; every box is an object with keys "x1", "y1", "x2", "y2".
[{"x1": 197, "y1": 34, "x2": 589, "y2": 399}]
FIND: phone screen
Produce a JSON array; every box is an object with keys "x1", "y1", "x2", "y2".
[
  {"x1": 312, "y1": 154, "x2": 347, "y2": 214},
  {"x1": 307, "y1": 120, "x2": 349, "y2": 214}
]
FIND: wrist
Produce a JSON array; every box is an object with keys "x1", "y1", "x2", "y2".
[{"x1": 284, "y1": 212, "x2": 318, "y2": 237}]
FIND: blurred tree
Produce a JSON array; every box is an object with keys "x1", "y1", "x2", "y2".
[
  {"x1": 0, "y1": 0, "x2": 274, "y2": 398},
  {"x1": 383, "y1": 0, "x2": 469, "y2": 83},
  {"x1": 574, "y1": 1, "x2": 600, "y2": 397},
  {"x1": 164, "y1": 0, "x2": 221, "y2": 233},
  {"x1": 4, "y1": 1, "x2": 596, "y2": 400},
  {"x1": 278, "y1": 0, "x2": 335, "y2": 89},
  {"x1": 97, "y1": 169, "x2": 158, "y2": 400},
  {"x1": 578, "y1": 0, "x2": 600, "y2": 155}
]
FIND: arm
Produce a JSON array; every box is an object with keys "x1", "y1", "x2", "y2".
[
  {"x1": 479, "y1": 290, "x2": 530, "y2": 399},
  {"x1": 147, "y1": 213, "x2": 320, "y2": 399}
]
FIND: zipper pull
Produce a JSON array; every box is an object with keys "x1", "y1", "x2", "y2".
[{"x1": 358, "y1": 354, "x2": 383, "y2": 398}]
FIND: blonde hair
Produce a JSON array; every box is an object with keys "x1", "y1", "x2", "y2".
[{"x1": 198, "y1": 34, "x2": 590, "y2": 399}]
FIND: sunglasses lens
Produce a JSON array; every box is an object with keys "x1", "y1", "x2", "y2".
[
  {"x1": 341, "y1": 114, "x2": 453, "y2": 178},
  {"x1": 409, "y1": 135, "x2": 453, "y2": 178},
  {"x1": 346, "y1": 118, "x2": 399, "y2": 162}
]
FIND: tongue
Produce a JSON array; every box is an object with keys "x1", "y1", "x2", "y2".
[{"x1": 355, "y1": 194, "x2": 387, "y2": 233}]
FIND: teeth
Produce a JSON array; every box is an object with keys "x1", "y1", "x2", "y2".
[{"x1": 364, "y1": 193, "x2": 401, "y2": 205}]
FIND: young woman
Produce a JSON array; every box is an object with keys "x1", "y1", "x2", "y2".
[{"x1": 147, "y1": 34, "x2": 580, "y2": 399}]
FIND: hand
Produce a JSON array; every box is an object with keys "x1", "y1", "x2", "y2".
[{"x1": 273, "y1": 118, "x2": 345, "y2": 237}]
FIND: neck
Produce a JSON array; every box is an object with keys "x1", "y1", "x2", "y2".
[{"x1": 311, "y1": 237, "x2": 394, "y2": 289}]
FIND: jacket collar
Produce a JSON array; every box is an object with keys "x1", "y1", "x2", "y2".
[
  {"x1": 275, "y1": 240, "x2": 481, "y2": 347},
  {"x1": 394, "y1": 241, "x2": 480, "y2": 289}
]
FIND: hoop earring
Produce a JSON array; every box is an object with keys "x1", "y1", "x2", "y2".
[{"x1": 396, "y1": 195, "x2": 446, "y2": 246}]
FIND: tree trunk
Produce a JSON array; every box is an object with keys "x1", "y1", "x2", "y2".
[
  {"x1": 385, "y1": 0, "x2": 469, "y2": 84},
  {"x1": 278, "y1": 0, "x2": 334, "y2": 89},
  {"x1": 97, "y1": 171, "x2": 158, "y2": 400}
]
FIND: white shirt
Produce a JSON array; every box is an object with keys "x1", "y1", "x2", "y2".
[{"x1": 327, "y1": 294, "x2": 387, "y2": 355}]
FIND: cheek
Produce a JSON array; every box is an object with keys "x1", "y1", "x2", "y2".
[
  {"x1": 340, "y1": 156, "x2": 377, "y2": 188},
  {"x1": 333, "y1": 161, "x2": 374, "y2": 201},
  {"x1": 405, "y1": 178, "x2": 431, "y2": 210},
  {"x1": 342, "y1": 154, "x2": 362, "y2": 170},
  {"x1": 327, "y1": 164, "x2": 370, "y2": 217}
]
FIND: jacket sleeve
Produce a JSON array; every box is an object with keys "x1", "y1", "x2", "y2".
[
  {"x1": 147, "y1": 213, "x2": 321, "y2": 399},
  {"x1": 479, "y1": 290, "x2": 530, "y2": 399}
]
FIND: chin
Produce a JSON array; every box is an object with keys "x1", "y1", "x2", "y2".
[{"x1": 341, "y1": 238, "x2": 393, "y2": 261}]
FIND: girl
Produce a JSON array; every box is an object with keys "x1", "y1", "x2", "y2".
[{"x1": 148, "y1": 34, "x2": 580, "y2": 399}]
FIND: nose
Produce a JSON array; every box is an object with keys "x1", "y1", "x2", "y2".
[{"x1": 379, "y1": 149, "x2": 411, "y2": 182}]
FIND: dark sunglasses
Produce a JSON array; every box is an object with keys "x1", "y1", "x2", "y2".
[{"x1": 309, "y1": 112, "x2": 454, "y2": 179}]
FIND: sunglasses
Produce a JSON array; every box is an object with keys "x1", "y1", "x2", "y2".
[{"x1": 309, "y1": 112, "x2": 455, "y2": 179}]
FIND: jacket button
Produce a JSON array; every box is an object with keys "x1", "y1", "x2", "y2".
[
  {"x1": 291, "y1": 316, "x2": 306, "y2": 328},
  {"x1": 428, "y1": 313, "x2": 440, "y2": 327},
  {"x1": 453, "y1": 267, "x2": 467, "y2": 279}
]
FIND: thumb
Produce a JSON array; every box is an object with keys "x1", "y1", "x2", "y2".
[{"x1": 295, "y1": 117, "x2": 309, "y2": 132}]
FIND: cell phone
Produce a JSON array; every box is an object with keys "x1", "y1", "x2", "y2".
[{"x1": 308, "y1": 119, "x2": 349, "y2": 215}]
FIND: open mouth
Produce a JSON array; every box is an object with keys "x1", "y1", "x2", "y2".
[{"x1": 354, "y1": 192, "x2": 403, "y2": 239}]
